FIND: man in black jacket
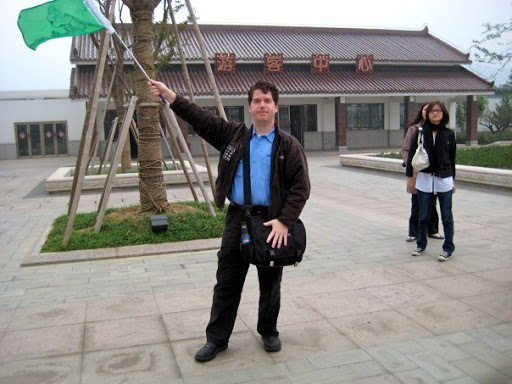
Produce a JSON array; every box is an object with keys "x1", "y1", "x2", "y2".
[{"x1": 149, "y1": 79, "x2": 310, "y2": 361}]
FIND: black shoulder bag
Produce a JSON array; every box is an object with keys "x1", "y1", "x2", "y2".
[{"x1": 239, "y1": 129, "x2": 306, "y2": 267}]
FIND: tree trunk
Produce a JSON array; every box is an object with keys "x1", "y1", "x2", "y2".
[{"x1": 122, "y1": 0, "x2": 168, "y2": 212}]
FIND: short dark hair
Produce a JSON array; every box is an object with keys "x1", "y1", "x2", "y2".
[
  {"x1": 425, "y1": 101, "x2": 450, "y2": 126},
  {"x1": 248, "y1": 81, "x2": 279, "y2": 105}
]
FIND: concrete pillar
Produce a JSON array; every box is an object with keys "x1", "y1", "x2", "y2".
[
  {"x1": 335, "y1": 96, "x2": 347, "y2": 151},
  {"x1": 448, "y1": 101, "x2": 457, "y2": 130},
  {"x1": 466, "y1": 95, "x2": 478, "y2": 146},
  {"x1": 403, "y1": 96, "x2": 416, "y2": 137}
]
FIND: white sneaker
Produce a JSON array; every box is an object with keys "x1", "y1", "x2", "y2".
[
  {"x1": 438, "y1": 251, "x2": 452, "y2": 262},
  {"x1": 412, "y1": 248, "x2": 424, "y2": 256}
]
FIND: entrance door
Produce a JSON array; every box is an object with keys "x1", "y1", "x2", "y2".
[
  {"x1": 290, "y1": 105, "x2": 303, "y2": 145},
  {"x1": 29, "y1": 123, "x2": 42, "y2": 156},
  {"x1": 15, "y1": 122, "x2": 68, "y2": 157}
]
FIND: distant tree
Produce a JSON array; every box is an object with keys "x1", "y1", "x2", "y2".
[
  {"x1": 505, "y1": 72, "x2": 512, "y2": 88},
  {"x1": 472, "y1": 15, "x2": 512, "y2": 80},
  {"x1": 479, "y1": 91, "x2": 512, "y2": 133},
  {"x1": 456, "y1": 96, "x2": 488, "y2": 132}
]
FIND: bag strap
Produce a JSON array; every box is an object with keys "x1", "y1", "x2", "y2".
[
  {"x1": 417, "y1": 127, "x2": 424, "y2": 147},
  {"x1": 243, "y1": 128, "x2": 252, "y2": 215}
]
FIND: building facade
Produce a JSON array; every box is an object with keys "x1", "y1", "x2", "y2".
[{"x1": 0, "y1": 24, "x2": 494, "y2": 159}]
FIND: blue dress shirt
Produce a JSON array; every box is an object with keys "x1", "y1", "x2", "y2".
[{"x1": 228, "y1": 127, "x2": 275, "y2": 206}]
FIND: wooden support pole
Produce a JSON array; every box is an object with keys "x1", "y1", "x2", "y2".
[
  {"x1": 63, "y1": 29, "x2": 111, "y2": 245},
  {"x1": 161, "y1": 105, "x2": 215, "y2": 215},
  {"x1": 88, "y1": 65, "x2": 117, "y2": 174},
  {"x1": 129, "y1": 120, "x2": 139, "y2": 144},
  {"x1": 95, "y1": 96, "x2": 138, "y2": 232},
  {"x1": 98, "y1": 117, "x2": 118, "y2": 174},
  {"x1": 160, "y1": 110, "x2": 199, "y2": 202},
  {"x1": 184, "y1": 0, "x2": 227, "y2": 121},
  {"x1": 168, "y1": 0, "x2": 216, "y2": 196},
  {"x1": 158, "y1": 124, "x2": 174, "y2": 168}
]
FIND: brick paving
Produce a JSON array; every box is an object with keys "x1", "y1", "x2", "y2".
[{"x1": 0, "y1": 152, "x2": 511, "y2": 383}]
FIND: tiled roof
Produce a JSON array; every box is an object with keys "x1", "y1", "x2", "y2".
[
  {"x1": 71, "y1": 24, "x2": 471, "y2": 65},
  {"x1": 70, "y1": 64, "x2": 493, "y2": 99}
]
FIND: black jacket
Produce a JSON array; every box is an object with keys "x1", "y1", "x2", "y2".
[
  {"x1": 170, "y1": 95, "x2": 310, "y2": 228},
  {"x1": 406, "y1": 122, "x2": 456, "y2": 179}
]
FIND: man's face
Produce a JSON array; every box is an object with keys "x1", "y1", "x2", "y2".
[{"x1": 249, "y1": 89, "x2": 278, "y2": 126}]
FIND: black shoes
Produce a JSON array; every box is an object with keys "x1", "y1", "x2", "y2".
[
  {"x1": 194, "y1": 342, "x2": 228, "y2": 362},
  {"x1": 194, "y1": 337, "x2": 281, "y2": 361},
  {"x1": 262, "y1": 335, "x2": 281, "y2": 352}
]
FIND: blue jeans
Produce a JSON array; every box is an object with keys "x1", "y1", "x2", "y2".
[
  {"x1": 417, "y1": 190, "x2": 455, "y2": 254},
  {"x1": 409, "y1": 194, "x2": 439, "y2": 237}
]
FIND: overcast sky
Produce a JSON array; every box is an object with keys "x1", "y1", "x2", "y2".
[{"x1": 0, "y1": 0, "x2": 510, "y2": 91}]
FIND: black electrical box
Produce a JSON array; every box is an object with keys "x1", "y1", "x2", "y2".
[{"x1": 150, "y1": 214, "x2": 169, "y2": 233}]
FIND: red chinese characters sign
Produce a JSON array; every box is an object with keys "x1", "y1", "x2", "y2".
[
  {"x1": 311, "y1": 54, "x2": 330, "y2": 74},
  {"x1": 215, "y1": 53, "x2": 236, "y2": 73},
  {"x1": 356, "y1": 54, "x2": 374, "y2": 74},
  {"x1": 264, "y1": 53, "x2": 284, "y2": 73}
]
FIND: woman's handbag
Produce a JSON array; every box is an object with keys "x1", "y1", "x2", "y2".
[
  {"x1": 411, "y1": 127, "x2": 430, "y2": 171},
  {"x1": 239, "y1": 129, "x2": 306, "y2": 267}
]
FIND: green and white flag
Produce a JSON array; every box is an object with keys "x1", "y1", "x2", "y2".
[{"x1": 18, "y1": 0, "x2": 114, "y2": 50}]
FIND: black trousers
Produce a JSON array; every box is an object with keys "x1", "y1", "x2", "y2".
[{"x1": 206, "y1": 204, "x2": 283, "y2": 346}]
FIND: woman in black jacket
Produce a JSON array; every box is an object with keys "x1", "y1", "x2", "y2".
[
  {"x1": 406, "y1": 101, "x2": 456, "y2": 261},
  {"x1": 401, "y1": 103, "x2": 443, "y2": 242}
]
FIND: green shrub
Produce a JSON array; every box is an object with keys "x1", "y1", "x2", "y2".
[
  {"x1": 457, "y1": 145, "x2": 512, "y2": 169},
  {"x1": 456, "y1": 130, "x2": 512, "y2": 144},
  {"x1": 374, "y1": 144, "x2": 512, "y2": 169}
]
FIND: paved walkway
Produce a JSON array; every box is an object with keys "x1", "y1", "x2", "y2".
[{"x1": 0, "y1": 152, "x2": 511, "y2": 384}]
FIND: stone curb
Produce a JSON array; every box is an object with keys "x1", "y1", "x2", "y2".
[
  {"x1": 21, "y1": 237, "x2": 221, "y2": 267},
  {"x1": 339, "y1": 154, "x2": 512, "y2": 189}
]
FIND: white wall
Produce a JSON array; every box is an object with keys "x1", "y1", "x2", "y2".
[
  {"x1": 389, "y1": 102, "x2": 401, "y2": 130},
  {"x1": 322, "y1": 102, "x2": 335, "y2": 132},
  {"x1": 0, "y1": 90, "x2": 86, "y2": 144}
]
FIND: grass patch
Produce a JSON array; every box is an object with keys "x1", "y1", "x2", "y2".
[
  {"x1": 373, "y1": 144, "x2": 512, "y2": 170},
  {"x1": 41, "y1": 202, "x2": 226, "y2": 253}
]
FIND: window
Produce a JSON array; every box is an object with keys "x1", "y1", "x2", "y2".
[
  {"x1": 347, "y1": 104, "x2": 384, "y2": 130},
  {"x1": 278, "y1": 104, "x2": 317, "y2": 144},
  {"x1": 188, "y1": 106, "x2": 244, "y2": 135},
  {"x1": 225, "y1": 106, "x2": 244, "y2": 122},
  {"x1": 302, "y1": 105, "x2": 317, "y2": 132},
  {"x1": 15, "y1": 121, "x2": 68, "y2": 157}
]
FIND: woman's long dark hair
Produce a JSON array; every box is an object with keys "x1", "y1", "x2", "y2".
[{"x1": 407, "y1": 103, "x2": 429, "y2": 128}]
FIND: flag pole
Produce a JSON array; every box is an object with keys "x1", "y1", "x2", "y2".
[
  {"x1": 111, "y1": 31, "x2": 150, "y2": 81},
  {"x1": 111, "y1": 30, "x2": 169, "y2": 106}
]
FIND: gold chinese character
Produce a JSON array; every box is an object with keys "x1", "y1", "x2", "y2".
[
  {"x1": 264, "y1": 53, "x2": 284, "y2": 73},
  {"x1": 215, "y1": 53, "x2": 236, "y2": 73},
  {"x1": 356, "y1": 54, "x2": 374, "y2": 74},
  {"x1": 311, "y1": 54, "x2": 330, "y2": 74}
]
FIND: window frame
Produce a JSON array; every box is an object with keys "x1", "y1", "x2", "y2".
[
  {"x1": 14, "y1": 121, "x2": 68, "y2": 158},
  {"x1": 347, "y1": 103, "x2": 384, "y2": 130}
]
